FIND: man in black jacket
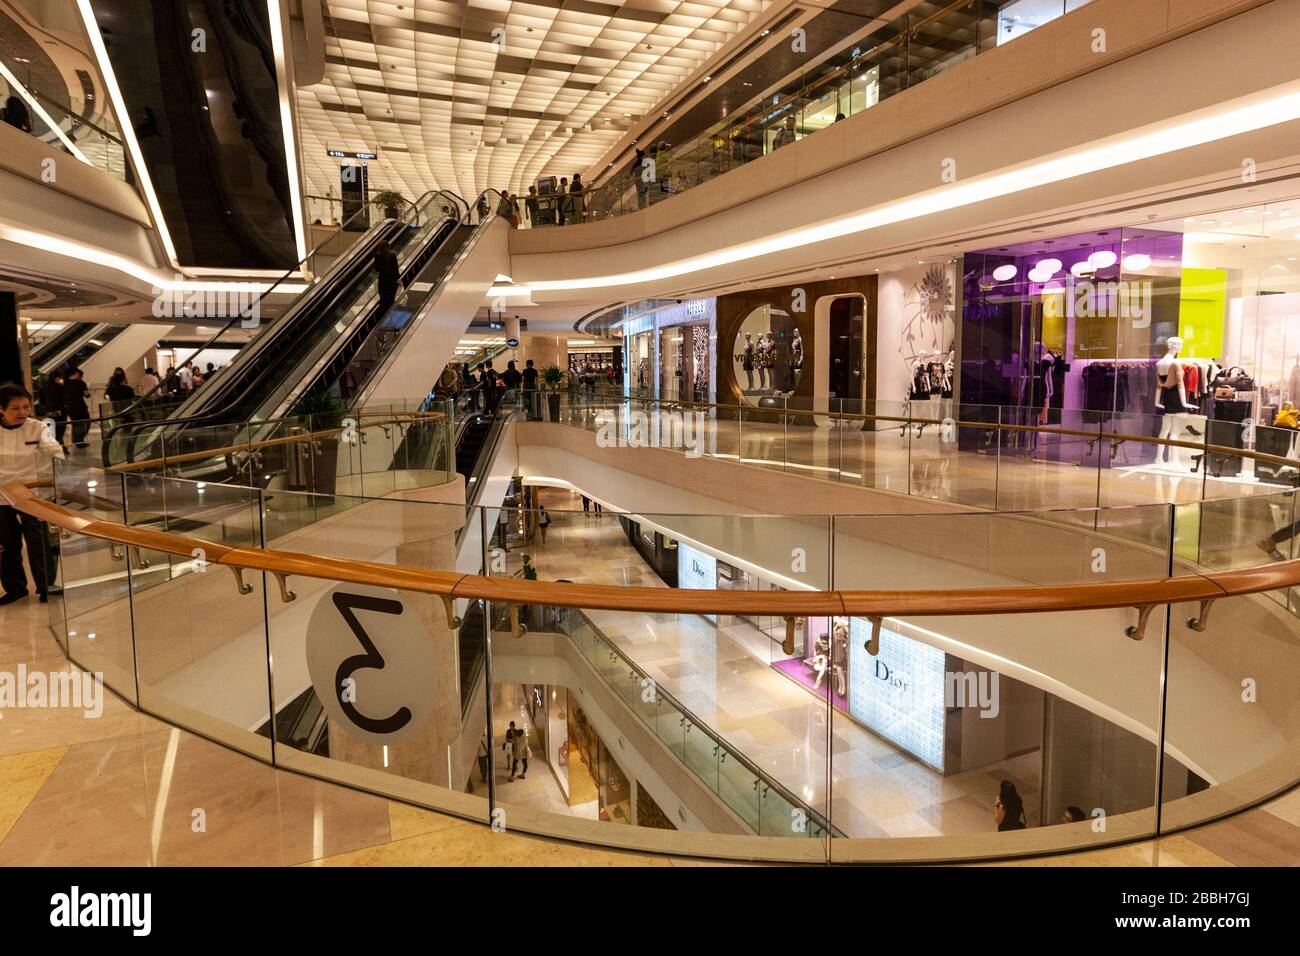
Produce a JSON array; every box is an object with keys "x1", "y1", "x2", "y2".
[{"x1": 373, "y1": 239, "x2": 400, "y2": 313}]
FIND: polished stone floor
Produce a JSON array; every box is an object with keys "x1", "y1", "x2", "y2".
[{"x1": 1, "y1": 583, "x2": 1299, "y2": 865}]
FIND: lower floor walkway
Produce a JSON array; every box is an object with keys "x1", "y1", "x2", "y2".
[{"x1": 0, "y1": 539, "x2": 1297, "y2": 864}]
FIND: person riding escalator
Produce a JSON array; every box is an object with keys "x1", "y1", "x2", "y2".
[{"x1": 373, "y1": 239, "x2": 401, "y2": 314}]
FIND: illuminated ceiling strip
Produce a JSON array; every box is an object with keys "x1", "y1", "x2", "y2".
[
  {"x1": 267, "y1": 0, "x2": 308, "y2": 262},
  {"x1": 0, "y1": 59, "x2": 91, "y2": 165},
  {"x1": 502, "y1": 82, "x2": 1300, "y2": 294},
  {"x1": 0, "y1": 220, "x2": 307, "y2": 295},
  {"x1": 74, "y1": 0, "x2": 179, "y2": 268}
]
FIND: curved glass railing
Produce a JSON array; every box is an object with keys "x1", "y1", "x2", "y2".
[
  {"x1": 530, "y1": 0, "x2": 1091, "y2": 229},
  {"x1": 8, "y1": 397, "x2": 1300, "y2": 863},
  {"x1": 0, "y1": 48, "x2": 128, "y2": 181}
]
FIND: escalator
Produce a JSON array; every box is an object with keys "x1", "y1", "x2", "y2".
[
  {"x1": 161, "y1": 214, "x2": 412, "y2": 425},
  {"x1": 255, "y1": 213, "x2": 466, "y2": 420},
  {"x1": 33, "y1": 323, "x2": 123, "y2": 375},
  {"x1": 455, "y1": 413, "x2": 495, "y2": 483},
  {"x1": 108, "y1": 190, "x2": 462, "y2": 469}
]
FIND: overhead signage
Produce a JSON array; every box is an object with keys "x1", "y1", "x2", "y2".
[
  {"x1": 506, "y1": 337, "x2": 519, "y2": 348},
  {"x1": 328, "y1": 148, "x2": 378, "y2": 160}
]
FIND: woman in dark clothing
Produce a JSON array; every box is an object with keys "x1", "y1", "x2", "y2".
[
  {"x1": 38, "y1": 373, "x2": 67, "y2": 448},
  {"x1": 106, "y1": 371, "x2": 135, "y2": 403},
  {"x1": 2, "y1": 95, "x2": 32, "y2": 133},
  {"x1": 62, "y1": 367, "x2": 91, "y2": 448},
  {"x1": 372, "y1": 239, "x2": 400, "y2": 312},
  {"x1": 994, "y1": 780, "x2": 1027, "y2": 831}
]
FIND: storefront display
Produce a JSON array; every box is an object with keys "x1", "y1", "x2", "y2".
[
  {"x1": 955, "y1": 213, "x2": 1300, "y2": 481},
  {"x1": 618, "y1": 299, "x2": 715, "y2": 401},
  {"x1": 772, "y1": 615, "x2": 849, "y2": 712},
  {"x1": 731, "y1": 304, "x2": 799, "y2": 400}
]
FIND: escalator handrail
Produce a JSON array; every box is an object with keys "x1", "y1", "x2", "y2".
[
  {"x1": 96, "y1": 195, "x2": 415, "y2": 435},
  {"x1": 271, "y1": 213, "x2": 464, "y2": 417},
  {"x1": 350, "y1": 190, "x2": 507, "y2": 410},
  {"x1": 102, "y1": 191, "x2": 452, "y2": 464}
]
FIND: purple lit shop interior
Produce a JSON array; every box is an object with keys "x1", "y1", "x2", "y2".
[{"x1": 959, "y1": 228, "x2": 1200, "y2": 467}]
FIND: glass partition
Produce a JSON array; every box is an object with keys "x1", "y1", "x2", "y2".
[{"x1": 828, "y1": 503, "x2": 1174, "y2": 860}]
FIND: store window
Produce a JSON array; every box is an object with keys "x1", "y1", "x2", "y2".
[
  {"x1": 731, "y1": 304, "x2": 801, "y2": 404},
  {"x1": 959, "y1": 199, "x2": 1300, "y2": 489}
]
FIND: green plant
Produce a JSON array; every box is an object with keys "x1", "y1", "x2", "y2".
[
  {"x1": 295, "y1": 388, "x2": 347, "y2": 431},
  {"x1": 372, "y1": 190, "x2": 407, "y2": 212},
  {"x1": 541, "y1": 365, "x2": 564, "y2": 388}
]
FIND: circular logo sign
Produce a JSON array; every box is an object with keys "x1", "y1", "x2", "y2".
[
  {"x1": 506, "y1": 337, "x2": 519, "y2": 348},
  {"x1": 305, "y1": 583, "x2": 438, "y2": 746}
]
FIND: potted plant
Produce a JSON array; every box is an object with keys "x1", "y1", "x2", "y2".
[
  {"x1": 542, "y1": 365, "x2": 564, "y2": 422},
  {"x1": 372, "y1": 189, "x2": 407, "y2": 220},
  {"x1": 295, "y1": 389, "x2": 348, "y2": 501}
]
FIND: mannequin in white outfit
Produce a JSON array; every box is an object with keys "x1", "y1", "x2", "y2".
[{"x1": 1154, "y1": 336, "x2": 1204, "y2": 469}]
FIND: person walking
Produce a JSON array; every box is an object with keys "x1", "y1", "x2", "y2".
[
  {"x1": 0, "y1": 383, "x2": 64, "y2": 604},
  {"x1": 521, "y1": 359, "x2": 539, "y2": 419},
  {"x1": 537, "y1": 505, "x2": 551, "y2": 545},
  {"x1": 37, "y1": 372, "x2": 67, "y2": 450},
  {"x1": 177, "y1": 359, "x2": 195, "y2": 394},
  {"x1": 373, "y1": 238, "x2": 400, "y2": 313},
  {"x1": 557, "y1": 177, "x2": 569, "y2": 225},
  {"x1": 62, "y1": 368, "x2": 91, "y2": 448},
  {"x1": 634, "y1": 147, "x2": 650, "y2": 208},
  {"x1": 994, "y1": 780, "x2": 1027, "y2": 831},
  {"x1": 502, "y1": 724, "x2": 515, "y2": 779},
  {"x1": 569, "y1": 173, "x2": 586, "y2": 223},
  {"x1": 525, "y1": 185, "x2": 540, "y2": 228},
  {"x1": 510, "y1": 722, "x2": 530, "y2": 779}
]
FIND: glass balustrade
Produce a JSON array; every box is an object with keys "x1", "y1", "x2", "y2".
[
  {"x1": 18, "y1": 410, "x2": 1300, "y2": 861},
  {"x1": 525, "y1": 1, "x2": 1092, "y2": 231}
]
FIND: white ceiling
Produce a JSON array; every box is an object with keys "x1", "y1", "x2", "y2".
[{"x1": 294, "y1": 0, "x2": 773, "y2": 203}]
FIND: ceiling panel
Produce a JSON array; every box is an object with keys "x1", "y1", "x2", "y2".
[{"x1": 295, "y1": 0, "x2": 774, "y2": 205}]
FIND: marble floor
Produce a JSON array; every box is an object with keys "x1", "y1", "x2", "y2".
[
  {"x1": 1, "y1": 560, "x2": 1299, "y2": 865},
  {"x1": 517, "y1": 489, "x2": 1045, "y2": 839},
  {"x1": 557, "y1": 401, "x2": 1292, "y2": 513}
]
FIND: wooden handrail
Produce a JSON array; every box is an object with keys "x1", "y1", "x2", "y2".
[
  {"x1": 106, "y1": 411, "x2": 446, "y2": 474},
  {"x1": 4, "y1": 478, "x2": 1292, "y2": 634}
]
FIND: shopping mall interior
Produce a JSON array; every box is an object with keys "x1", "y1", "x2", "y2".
[{"x1": 2, "y1": 0, "x2": 1300, "y2": 891}]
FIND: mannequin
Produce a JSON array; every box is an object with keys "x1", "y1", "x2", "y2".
[
  {"x1": 804, "y1": 632, "x2": 831, "y2": 690},
  {"x1": 736, "y1": 332, "x2": 755, "y2": 390},
  {"x1": 755, "y1": 333, "x2": 767, "y2": 390},
  {"x1": 1155, "y1": 336, "x2": 1205, "y2": 469},
  {"x1": 830, "y1": 620, "x2": 849, "y2": 699},
  {"x1": 790, "y1": 329, "x2": 803, "y2": 389}
]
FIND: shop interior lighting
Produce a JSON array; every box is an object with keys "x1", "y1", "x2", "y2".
[
  {"x1": 1122, "y1": 253, "x2": 1153, "y2": 271},
  {"x1": 992, "y1": 264, "x2": 1018, "y2": 281},
  {"x1": 1070, "y1": 260, "x2": 1092, "y2": 277},
  {"x1": 1088, "y1": 250, "x2": 1118, "y2": 270},
  {"x1": 1035, "y1": 257, "x2": 1062, "y2": 275}
]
